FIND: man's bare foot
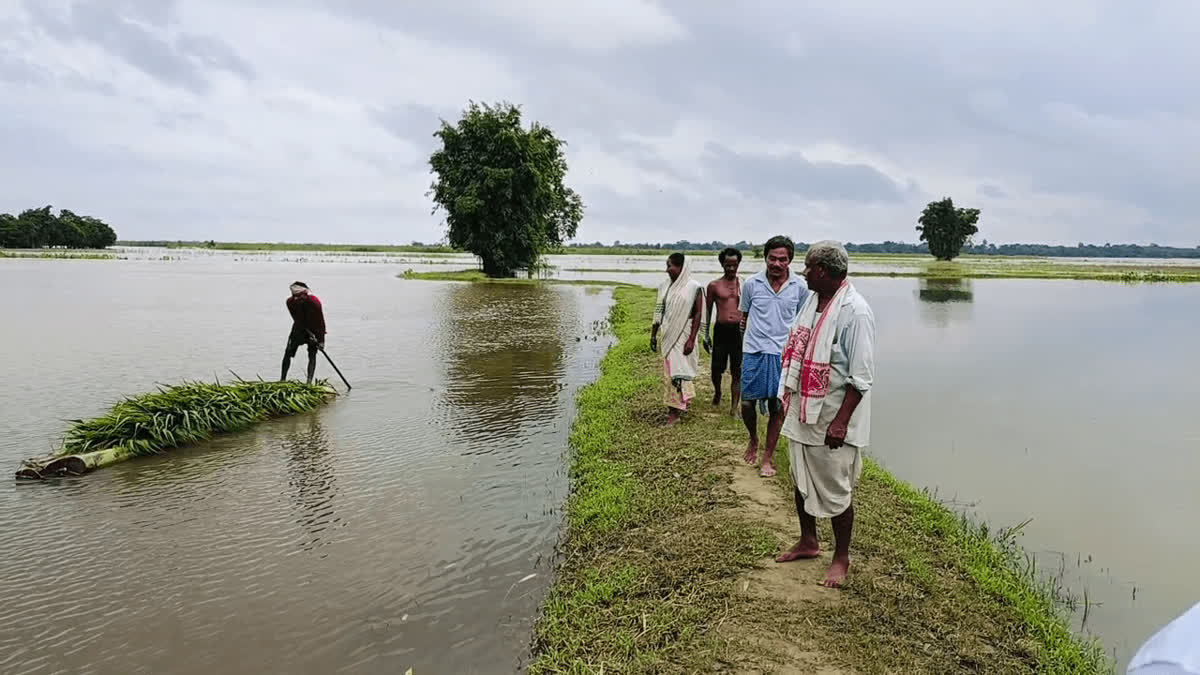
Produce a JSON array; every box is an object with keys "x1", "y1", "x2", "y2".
[
  {"x1": 775, "y1": 538, "x2": 820, "y2": 563},
  {"x1": 666, "y1": 411, "x2": 681, "y2": 426},
  {"x1": 759, "y1": 460, "x2": 776, "y2": 477},
  {"x1": 823, "y1": 555, "x2": 850, "y2": 587},
  {"x1": 712, "y1": 392, "x2": 721, "y2": 406},
  {"x1": 743, "y1": 440, "x2": 758, "y2": 464}
]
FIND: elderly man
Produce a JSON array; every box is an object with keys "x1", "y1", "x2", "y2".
[
  {"x1": 774, "y1": 241, "x2": 875, "y2": 589},
  {"x1": 739, "y1": 236, "x2": 809, "y2": 477}
]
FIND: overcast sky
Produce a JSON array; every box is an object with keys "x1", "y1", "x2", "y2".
[{"x1": 2, "y1": 1, "x2": 1197, "y2": 246}]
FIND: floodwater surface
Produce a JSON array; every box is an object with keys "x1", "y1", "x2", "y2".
[
  {"x1": 0, "y1": 259, "x2": 613, "y2": 674},
  {"x1": 2, "y1": 251, "x2": 1197, "y2": 672},
  {"x1": 860, "y1": 277, "x2": 1200, "y2": 669}
]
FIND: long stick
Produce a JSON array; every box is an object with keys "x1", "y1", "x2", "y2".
[{"x1": 307, "y1": 330, "x2": 352, "y2": 391}]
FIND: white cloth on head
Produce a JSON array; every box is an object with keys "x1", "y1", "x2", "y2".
[
  {"x1": 654, "y1": 256, "x2": 704, "y2": 388},
  {"x1": 779, "y1": 283, "x2": 875, "y2": 449},
  {"x1": 290, "y1": 284, "x2": 308, "y2": 296},
  {"x1": 1128, "y1": 601, "x2": 1200, "y2": 674},
  {"x1": 788, "y1": 443, "x2": 863, "y2": 518}
]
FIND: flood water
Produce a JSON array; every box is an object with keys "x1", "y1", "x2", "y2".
[
  {"x1": 1, "y1": 251, "x2": 1197, "y2": 672},
  {"x1": 0, "y1": 257, "x2": 613, "y2": 674}
]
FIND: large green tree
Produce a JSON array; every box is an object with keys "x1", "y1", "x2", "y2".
[
  {"x1": 916, "y1": 197, "x2": 981, "y2": 261},
  {"x1": 0, "y1": 206, "x2": 119, "y2": 248},
  {"x1": 428, "y1": 101, "x2": 583, "y2": 277}
]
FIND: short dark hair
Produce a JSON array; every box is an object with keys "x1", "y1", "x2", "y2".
[
  {"x1": 667, "y1": 252, "x2": 685, "y2": 267},
  {"x1": 717, "y1": 247, "x2": 742, "y2": 264},
  {"x1": 763, "y1": 236, "x2": 795, "y2": 261}
]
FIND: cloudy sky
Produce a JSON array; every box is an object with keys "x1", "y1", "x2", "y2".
[{"x1": 2, "y1": 1, "x2": 1197, "y2": 246}]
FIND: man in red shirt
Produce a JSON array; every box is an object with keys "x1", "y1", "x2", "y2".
[{"x1": 281, "y1": 281, "x2": 327, "y2": 383}]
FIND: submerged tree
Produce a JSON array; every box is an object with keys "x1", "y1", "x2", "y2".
[
  {"x1": 916, "y1": 197, "x2": 981, "y2": 261},
  {"x1": 428, "y1": 101, "x2": 583, "y2": 277}
]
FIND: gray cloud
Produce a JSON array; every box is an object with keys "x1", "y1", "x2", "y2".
[
  {"x1": 21, "y1": 0, "x2": 252, "y2": 94},
  {"x1": 977, "y1": 184, "x2": 1007, "y2": 199},
  {"x1": 1, "y1": 1, "x2": 1198, "y2": 245},
  {"x1": 701, "y1": 143, "x2": 906, "y2": 204}
]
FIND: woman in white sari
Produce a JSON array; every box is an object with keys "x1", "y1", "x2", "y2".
[{"x1": 650, "y1": 253, "x2": 705, "y2": 425}]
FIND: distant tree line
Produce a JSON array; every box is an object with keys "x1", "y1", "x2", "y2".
[
  {"x1": 0, "y1": 206, "x2": 118, "y2": 249},
  {"x1": 567, "y1": 240, "x2": 1200, "y2": 259}
]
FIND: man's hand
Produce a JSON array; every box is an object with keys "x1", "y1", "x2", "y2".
[
  {"x1": 825, "y1": 419, "x2": 848, "y2": 449},
  {"x1": 317, "y1": 341, "x2": 325, "y2": 351},
  {"x1": 683, "y1": 337, "x2": 696, "y2": 356}
]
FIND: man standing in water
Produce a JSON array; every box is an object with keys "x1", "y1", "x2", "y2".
[
  {"x1": 776, "y1": 241, "x2": 875, "y2": 589},
  {"x1": 650, "y1": 253, "x2": 704, "y2": 426},
  {"x1": 703, "y1": 247, "x2": 744, "y2": 416},
  {"x1": 282, "y1": 281, "x2": 327, "y2": 384},
  {"x1": 739, "y1": 236, "x2": 808, "y2": 477}
]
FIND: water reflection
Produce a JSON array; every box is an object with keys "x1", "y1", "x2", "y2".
[
  {"x1": 281, "y1": 415, "x2": 340, "y2": 553},
  {"x1": 432, "y1": 283, "x2": 576, "y2": 446},
  {"x1": 915, "y1": 278, "x2": 974, "y2": 328}
]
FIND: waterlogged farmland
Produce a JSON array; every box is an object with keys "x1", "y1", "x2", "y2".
[{"x1": 1, "y1": 246, "x2": 1197, "y2": 670}]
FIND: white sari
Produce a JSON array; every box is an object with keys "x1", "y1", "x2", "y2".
[{"x1": 654, "y1": 256, "x2": 704, "y2": 410}]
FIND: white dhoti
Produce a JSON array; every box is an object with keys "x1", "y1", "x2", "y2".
[{"x1": 788, "y1": 443, "x2": 863, "y2": 518}]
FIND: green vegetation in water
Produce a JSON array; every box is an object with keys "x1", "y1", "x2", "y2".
[
  {"x1": 530, "y1": 286, "x2": 1109, "y2": 673},
  {"x1": 1, "y1": 249, "x2": 115, "y2": 260},
  {"x1": 399, "y1": 268, "x2": 633, "y2": 287},
  {"x1": 61, "y1": 379, "x2": 333, "y2": 458},
  {"x1": 128, "y1": 241, "x2": 460, "y2": 254}
]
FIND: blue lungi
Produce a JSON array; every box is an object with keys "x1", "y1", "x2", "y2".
[{"x1": 741, "y1": 352, "x2": 782, "y2": 414}]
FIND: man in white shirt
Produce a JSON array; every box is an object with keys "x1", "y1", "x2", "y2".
[{"x1": 774, "y1": 241, "x2": 875, "y2": 589}]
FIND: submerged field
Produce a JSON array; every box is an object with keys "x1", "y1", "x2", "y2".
[{"x1": 530, "y1": 286, "x2": 1110, "y2": 673}]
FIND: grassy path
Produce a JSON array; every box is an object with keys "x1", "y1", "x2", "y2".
[{"x1": 530, "y1": 285, "x2": 1110, "y2": 673}]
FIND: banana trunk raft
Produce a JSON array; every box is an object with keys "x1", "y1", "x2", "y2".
[{"x1": 16, "y1": 380, "x2": 337, "y2": 480}]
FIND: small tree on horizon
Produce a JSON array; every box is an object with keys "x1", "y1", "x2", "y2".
[
  {"x1": 427, "y1": 101, "x2": 583, "y2": 277},
  {"x1": 916, "y1": 197, "x2": 981, "y2": 261}
]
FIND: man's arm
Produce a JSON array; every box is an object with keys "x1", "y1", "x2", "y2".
[
  {"x1": 825, "y1": 310, "x2": 875, "y2": 449},
  {"x1": 703, "y1": 281, "x2": 718, "y2": 351},
  {"x1": 683, "y1": 287, "x2": 703, "y2": 355},
  {"x1": 738, "y1": 280, "x2": 752, "y2": 334},
  {"x1": 309, "y1": 296, "x2": 327, "y2": 342}
]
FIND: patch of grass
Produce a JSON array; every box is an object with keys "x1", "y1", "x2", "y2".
[
  {"x1": 399, "y1": 268, "x2": 634, "y2": 287},
  {"x1": 60, "y1": 379, "x2": 334, "y2": 458},
  {"x1": 530, "y1": 287, "x2": 1110, "y2": 673},
  {"x1": 142, "y1": 241, "x2": 461, "y2": 254},
  {"x1": 1, "y1": 249, "x2": 115, "y2": 260},
  {"x1": 560, "y1": 260, "x2": 1200, "y2": 282}
]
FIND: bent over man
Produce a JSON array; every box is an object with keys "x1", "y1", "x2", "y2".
[
  {"x1": 282, "y1": 281, "x2": 327, "y2": 384},
  {"x1": 775, "y1": 241, "x2": 875, "y2": 589}
]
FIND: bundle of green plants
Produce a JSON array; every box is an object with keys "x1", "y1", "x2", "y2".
[{"x1": 59, "y1": 379, "x2": 333, "y2": 458}]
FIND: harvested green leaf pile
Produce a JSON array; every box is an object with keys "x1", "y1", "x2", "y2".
[{"x1": 60, "y1": 380, "x2": 333, "y2": 457}]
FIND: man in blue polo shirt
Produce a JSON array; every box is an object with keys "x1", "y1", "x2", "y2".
[{"x1": 739, "y1": 235, "x2": 808, "y2": 477}]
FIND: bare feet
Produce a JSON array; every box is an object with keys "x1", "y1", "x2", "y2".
[
  {"x1": 823, "y1": 555, "x2": 850, "y2": 587},
  {"x1": 759, "y1": 460, "x2": 776, "y2": 477},
  {"x1": 712, "y1": 392, "x2": 722, "y2": 406},
  {"x1": 666, "y1": 410, "x2": 681, "y2": 426},
  {"x1": 775, "y1": 538, "x2": 820, "y2": 563},
  {"x1": 743, "y1": 439, "x2": 758, "y2": 465}
]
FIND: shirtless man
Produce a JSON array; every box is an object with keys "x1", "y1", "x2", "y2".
[{"x1": 703, "y1": 248, "x2": 743, "y2": 416}]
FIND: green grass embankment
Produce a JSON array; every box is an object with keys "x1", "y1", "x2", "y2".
[{"x1": 527, "y1": 286, "x2": 1109, "y2": 673}]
